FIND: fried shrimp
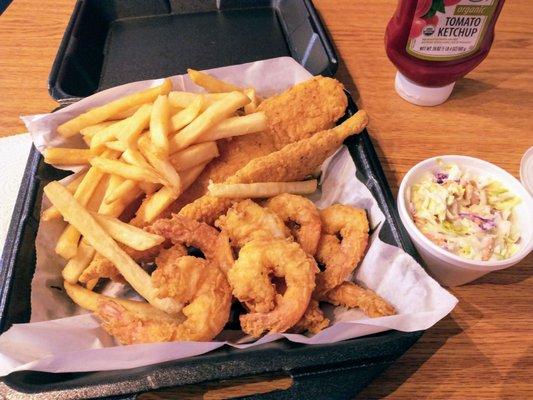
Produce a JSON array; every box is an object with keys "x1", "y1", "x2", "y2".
[
  {"x1": 96, "y1": 259, "x2": 231, "y2": 344},
  {"x1": 291, "y1": 300, "x2": 330, "y2": 334},
  {"x1": 215, "y1": 199, "x2": 290, "y2": 248},
  {"x1": 148, "y1": 214, "x2": 234, "y2": 275},
  {"x1": 95, "y1": 230, "x2": 233, "y2": 344},
  {"x1": 228, "y1": 239, "x2": 317, "y2": 337},
  {"x1": 151, "y1": 246, "x2": 205, "y2": 302},
  {"x1": 314, "y1": 204, "x2": 369, "y2": 298},
  {"x1": 264, "y1": 194, "x2": 321, "y2": 255},
  {"x1": 323, "y1": 282, "x2": 395, "y2": 318}
]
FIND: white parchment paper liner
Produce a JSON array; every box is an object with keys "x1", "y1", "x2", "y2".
[{"x1": 0, "y1": 57, "x2": 457, "y2": 375}]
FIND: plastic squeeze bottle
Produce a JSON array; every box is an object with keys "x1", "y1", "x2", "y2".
[{"x1": 385, "y1": 0, "x2": 505, "y2": 106}]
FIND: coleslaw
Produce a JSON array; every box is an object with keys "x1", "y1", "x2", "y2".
[{"x1": 407, "y1": 160, "x2": 521, "y2": 261}]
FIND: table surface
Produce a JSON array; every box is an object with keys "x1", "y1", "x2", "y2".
[{"x1": 1, "y1": 0, "x2": 532, "y2": 399}]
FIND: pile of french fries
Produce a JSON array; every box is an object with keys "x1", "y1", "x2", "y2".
[{"x1": 42, "y1": 69, "x2": 317, "y2": 314}]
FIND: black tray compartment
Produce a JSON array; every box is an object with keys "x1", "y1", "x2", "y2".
[
  {"x1": 49, "y1": 0, "x2": 338, "y2": 103},
  {"x1": 0, "y1": 93, "x2": 423, "y2": 399},
  {"x1": 1, "y1": 0, "x2": 425, "y2": 397}
]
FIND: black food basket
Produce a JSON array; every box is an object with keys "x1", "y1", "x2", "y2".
[{"x1": 0, "y1": 0, "x2": 423, "y2": 398}]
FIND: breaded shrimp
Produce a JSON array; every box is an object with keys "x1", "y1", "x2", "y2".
[
  {"x1": 323, "y1": 282, "x2": 395, "y2": 318},
  {"x1": 215, "y1": 199, "x2": 290, "y2": 248},
  {"x1": 152, "y1": 247, "x2": 205, "y2": 302},
  {"x1": 314, "y1": 204, "x2": 369, "y2": 298},
  {"x1": 148, "y1": 214, "x2": 234, "y2": 275},
  {"x1": 291, "y1": 300, "x2": 330, "y2": 334},
  {"x1": 228, "y1": 239, "x2": 318, "y2": 337},
  {"x1": 96, "y1": 257, "x2": 232, "y2": 344},
  {"x1": 264, "y1": 194, "x2": 321, "y2": 255}
]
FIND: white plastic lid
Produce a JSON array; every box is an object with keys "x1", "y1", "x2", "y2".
[
  {"x1": 520, "y1": 146, "x2": 533, "y2": 196},
  {"x1": 395, "y1": 71, "x2": 455, "y2": 106}
]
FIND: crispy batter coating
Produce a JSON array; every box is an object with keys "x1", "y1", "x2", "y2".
[
  {"x1": 215, "y1": 199, "x2": 290, "y2": 248},
  {"x1": 96, "y1": 258, "x2": 232, "y2": 344},
  {"x1": 168, "y1": 76, "x2": 347, "y2": 216},
  {"x1": 178, "y1": 111, "x2": 368, "y2": 224},
  {"x1": 265, "y1": 194, "x2": 321, "y2": 256},
  {"x1": 314, "y1": 204, "x2": 369, "y2": 298},
  {"x1": 291, "y1": 300, "x2": 330, "y2": 334},
  {"x1": 228, "y1": 239, "x2": 318, "y2": 337},
  {"x1": 323, "y1": 282, "x2": 395, "y2": 318}
]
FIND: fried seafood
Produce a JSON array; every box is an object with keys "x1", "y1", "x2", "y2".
[
  {"x1": 93, "y1": 228, "x2": 233, "y2": 344},
  {"x1": 168, "y1": 76, "x2": 347, "y2": 217},
  {"x1": 151, "y1": 246, "x2": 205, "y2": 302},
  {"x1": 178, "y1": 110, "x2": 368, "y2": 224},
  {"x1": 96, "y1": 257, "x2": 231, "y2": 344},
  {"x1": 323, "y1": 282, "x2": 395, "y2": 318},
  {"x1": 228, "y1": 239, "x2": 318, "y2": 337},
  {"x1": 79, "y1": 243, "x2": 163, "y2": 287},
  {"x1": 264, "y1": 194, "x2": 321, "y2": 255},
  {"x1": 314, "y1": 204, "x2": 369, "y2": 298},
  {"x1": 215, "y1": 199, "x2": 290, "y2": 248},
  {"x1": 148, "y1": 214, "x2": 234, "y2": 275},
  {"x1": 291, "y1": 300, "x2": 330, "y2": 334}
]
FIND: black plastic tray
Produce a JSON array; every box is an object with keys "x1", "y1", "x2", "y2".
[
  {"x1": 0, "y1": 0, "x2": 424, "y2": 398},
  {"x1": 0, "y1": 95, "x2": 423, "y2": 400},
  {"x1": 49, "y1": 0, "x2": 339, "y2": 103}
]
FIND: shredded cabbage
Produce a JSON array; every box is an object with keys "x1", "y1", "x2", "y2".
[{"x1": 409, "y1": 160, "x2": 521, "y2": 261}]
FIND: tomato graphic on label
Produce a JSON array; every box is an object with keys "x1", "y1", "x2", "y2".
[
  {"x1": 425, "y1": 15, "x2": 439, "y2": 26},
  {"x1": 409, "y1": 17, "x2": 426, "y2": 38},
  {"x1": 444, "y1": 0, "x2": 462, "y2": 6}
]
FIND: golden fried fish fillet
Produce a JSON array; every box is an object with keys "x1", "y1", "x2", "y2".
[
  {"x1": 178, "y1": 110, "x2": 368, "y2": 224},
  {"x1": 167, "y1": 76, "x2": 347, "y2": 214}
]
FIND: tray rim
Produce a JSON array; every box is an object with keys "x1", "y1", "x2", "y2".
[{"x1": 0, "y1": 90, "x2": 424, "y2": 398}]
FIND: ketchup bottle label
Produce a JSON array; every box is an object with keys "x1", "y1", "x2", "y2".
[{"x1": 407, "y1": 0, "x2": 500, "y2": 61}]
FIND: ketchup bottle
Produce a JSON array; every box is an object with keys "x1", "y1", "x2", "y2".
[{"x1": 385, "y1": 0, "x2": 505, "y2": 106}]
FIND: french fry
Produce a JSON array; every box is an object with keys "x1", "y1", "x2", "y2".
[
  {"x1": 55, "y1": 173, "x2": 110, "y2": 259},
  {"x1": 122, "y1": 147, "x2": 152, "y2": 169},
  {"x1": 55, "y1": 225, "x2": 82, "y2": 259},
  {"x1": 44, "y1": 182, "x2": 181, "y2": 314},
  {"x1": 115, "y1": 104, "x2": 152, "y2": 147},
  {"x1": 80, "y1": 121, "x2": 115, "y2": 138},
  {"x1": 41, "y1": 173, "x2": 86, "y2": 221},
  {"x1": 104, "y1": 179, "x2": 137, "y2": 204},
  {"x1": 64, "y1": 282, "x2": 178, "y2": 321},
  {"x1": 91, "y1": 212, "x2": 165, "y2": 251},
  {"x1": 90, "y1": 157, "x2": 164, "y2": 184},
  {"x1": 99, "y1": 185, "x2": 143, "y2": 218},
  {"x1": 134, "y1": 162, "x2": 207, "y2": 225},
  {"x1": 106, "y1": 105, "x2": 140, "y2": 120},
  {"x1": 121, "y1": 147, "x2": 161, "y2": 195},
  {"x1": 169, "y1": 141, "x2": 218, "y2": 171},
  {"x1": 138, "y1": 136, "x2": 181, "y2": 195},
  {"x1": 42, "y1": 150, "x2": 119, "y2": 221},
  {"x1": 187, "y1": 68, "x2": 242, "y2": 93},
  {"x1": 43, "y1": 148, "x2": 94, "y2": 165},
  {"x1": 104, "y1": 140, "x2": 128, "y2": 152},
  {"x1": 82, "y1": 135, "x2": 92, "y2": 147},
  {"x1": 195, "y1": 112, "x2": 267, "y2": 144},
  {"x1": 90, "y1": 118, "x2": 129, "y2": 151},
  {"x1": 243, "y1": 88, "x2": 259, "y2": 114},
  {"x1": 57, "y1": 79, "x2": 172, "y2": 138},
  {"x1": 171, "y1": 91, "x2": 250, "y2": 151},
  {"x1": 168, "y1": 91, "x2": 228, "y2": 109},
  {"x1": 62, "y1": 240, "x2": 96, "y2": 284},
  {"x1": 208, "y1": 179, "x2": 318, "y2": 198},
  {"x1": 149, "y1": 95, "x2": 171, "y2": 157},
  {"x1": 170, "y1": 96, "x2": 203, "y2": 132}
]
